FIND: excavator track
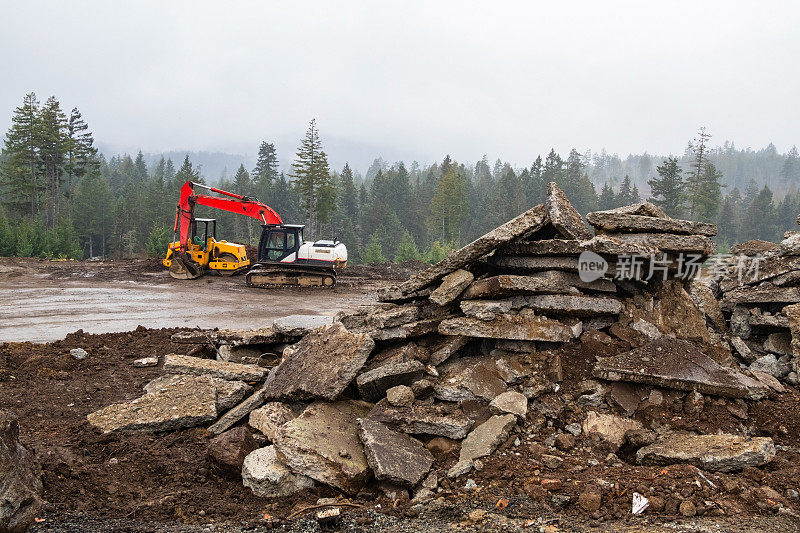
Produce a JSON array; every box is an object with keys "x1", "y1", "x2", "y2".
[{"x1": 245, "y1": 264, "x2": 336, "y2": 288}]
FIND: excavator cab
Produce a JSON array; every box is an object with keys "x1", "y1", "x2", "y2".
[{"x1": 259, "y1": 224, "x2": 303, "y2": 262}]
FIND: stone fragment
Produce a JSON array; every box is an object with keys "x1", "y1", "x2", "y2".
[
  {"x1": 545, "y1": 181, "x2": 593, "y2": 240},
  {"x1": 447, "y1": 459, "x2": 473, "y2": 479},
  {"x1": 273, "y1": 401, "x2": 371, "y2": 494},
  {"x1": 458, "y1": 414, "x2": 517, "y2": 463},
  {"x1": 369, "y1": 318, "x2": 443, "y2": 341},
  {"x1": 460, "y1": 299, "x2": 513, "y2": 321},
  {"x1": 358, "y1": 419, "x2": 434, "y2": 487},
  {"x1": 439, "y1": 312, "x2": 577, "y2": 342},
  {"x1": 748, "y1": 313, "x2": 790, "y2": 329},
  {"x1": 435, "y1": 357, "x2": 508, "y2": 402},
  {"x1": 70, "y1": 348, "x2": 88, "y2": 360},
  {"x1": 586, "y1": 212, "x2": 716, "y2": 236},
  {"x1": 170, "y1": 327, "x2": 285, "y2": 345},
  {"x1": 750, "y1": 354, "x2": 781, "y2": 378},
  {"x1": 593, "y1": 201, "x2": 668, "y2": 218},
  {"x1": 367, "y1": 401, "x2": 473, "y2": 440},
  {"x1": 636, "y1": 433, "x2": 775, "y2": 472},
  {"x1": 593, "y1": 338, "x2": 768, "y2": 399},
  {"x1": 461, "y1": 273, "x2": 572, "y2": 300},
  {"x1": 730, "y1": 306, "x2": 752, "y2": 339},
  {"x1": 541, "y1": 454, "x2": 563, "y2": 469},
  {"x1": 207, "y1": 426, "x2": 259, "y2": 478},
  {"x1": 133, "y1": 356, "x2": 159, "y2": 367},
  {"x1": 145, "y1": 374, "x2": 252, "y2": 412},
  {"x1": 555, "y1": 433, "x2": 576, "y2": 451},
  {"x1": 582, "y1": 411, "x2": 643, "y2": 450},
  {"x1": 428, "y1": 335, "x2": 469, "y2": 366},
  {"x1": 242, "y1": 446, "x2": 314, "y2": 498},
  {"x1": 489, "y1": 391, "x2": 528, "y2": 420},
  {"x1": 785, "y1": 303, "x2": 800, "y2": 359},
  {"x1": 164, "y1": 353, "x2": 268, "y2": 382},
  {"x1": 501, "y1": 234, "x2": 656, "y2": 258},
  {"x1": 356, "y1": 360, "x2": 425, "y2": 402},
  {"x1": 730, "y1": 336, "x2": 754, "y2": 362},
  {"x1": 488, "y1": 255, "x2": 586, "y2": 272},
  {"x1": 0, "y1": 411, "x2": 42, "y2": 533},
  {"x1": 609, "y1": 233, "x2": 716, "y2": 256},
  {"x1": 578, "y1": 491, "x2": 603, "y2": 512},
  {"x1": 249, "y1": 402, "x2": 299, "y2": 440},
  {"x1": 88, "y1": 379, "x2": 218, "y2": 433},
  {"x1": 679, "y1": 500, "x2": 697, "y2": 517},
  {"x1": 730, "y1": 239, "x2": 780, "y2": 257},
  {"x1": 512, "y1": 294, "x2": 622, "y2": 317},
  {"x1": 780, "y1": 232, "x2": 800, "y2": 255},
  {"x1": 208, "y1": 388, "x2": 267, "y2": 435},
  {"x1": 429, "y1": 269, "x2": 474, "y2": 306},
  {"x1": 724, "y1": 286, "x2": 800, "y2": 305},
  {"x1": 264, "y1": 323, "x2": 374, "y2": 401},
  {"x1": 748, "y1": 369, "x2": 785, "y2": 393},
  {"x1": 625, "y1": 428, "x2": 656, "y2": 448},
  {"x1": 689, "y1": 277, "x2": 727, "y2": 330},
  {"x1": 386, "y1": 385, "x2": 414, "y2": 407},
  {"x1": 272, "y1": 314, "x2": 334, "y2": 336},
  {"x1": 380, "y1": 203, "x2": 548, "y2": 299},
  {"x1": 764, "y1": 332, "x2": 792, "y2": 355}
]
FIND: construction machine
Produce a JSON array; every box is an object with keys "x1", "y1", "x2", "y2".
[{"x1": 164, "y1": 181, "x2": 347, "y2": 287}]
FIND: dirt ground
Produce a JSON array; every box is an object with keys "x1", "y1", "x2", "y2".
[
  {"x1": 2, "y1": 258, "x2": 800, "y2": 532},
  {"x1": 0, "y1": 258, "x2": 420, "y2": 343}
]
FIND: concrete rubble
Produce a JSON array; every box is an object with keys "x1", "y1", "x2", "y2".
[
  {"x1": 84, "y1": 182, "x2": 800, "y2": 520},
  {"x1": 0, "y1": 410, "x2": 42, "y2": 533}
]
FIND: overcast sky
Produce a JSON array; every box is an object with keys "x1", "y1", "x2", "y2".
[{"x1": 1, "y1": 1, "x2": 799, "y2": 173}]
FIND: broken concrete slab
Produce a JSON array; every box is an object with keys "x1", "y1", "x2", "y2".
[
  {"x1": 0, "y1": 410, "x2": 42, "y2": 533},
  {"x1": 592, "y1": 338, "x2": 768, "y2": 399},
  {"x1": 688, "y1": 277, "x2": 727, "y2": 331},
  {"x1": 133, "y1": 356, "x2": 158, "y2": 368},
  {"x1": 458, "y1": 414, "x2": 517, "y2": 463},
  {"x1": 208, "y1": 388, "x2": 267, "y2": 435},
  {"x1": 145, "y1": 374, "x2": 252, "y2": 412},
  {"x1": 430, "y1": 269, "x2": 474, "y2": 306},
  {"x1": 356, "y1": 359, "x2": 425, "y2": 402},
  {"x1": 489, "y1": 391, "x2": 528, "y2": 420},
  {"x1": 272, "y1": 314, "x2": 334, "y2": 336},
  {"x1": 163, "y1": 354, "x2": 269, "y2": 382},
  {"x1": 460, "y1": 299, "x2": 514, "y2": 321},
  {"x1": 369, "y1": 318, "x2": 443, "y2": 341},
  {"x1": 435, "y1": 357, "x2": 509, "y2": 402},
  {"x1": 367, "y1": 401, "x2": 473, "y2": 440},
  {"x1": 365, "y1": 305, "x2": 426, "y2": 329},
  {"x1": 749, "y1": 313, "x2": 790, "y2": 329},
  {"x1": 273, "y1": 401, "x2": 371, "y2": 495},
  {"x1": 263, "y1": 323, "x2": 374, "y2": 401},
  {"x1": 720, "y1": 256, "x2": 800, "y2": 292},
  {"x1": 780, "y1": 232, "x2": 800, "y2": 255},
  {"x1": 608, "y1": 233, "x2": 716, "y2": 256},
  {"x1": 487, "y1": 254, "x2": 618, "y2": 273},
  {"x1": 170, "y1": 327, "x2": 285, "y2": 345},
  {"x1": 87, "y1": 378, "x2": 218, "y2": 433},
  {"x1": 380, "y1": 204, "x2": 548, "y2": 300},
  {"x1": 723, "y1": 285, "x2": 800, "y2": 305},
  {"x1": 636, "y1": 433, "x2": 775, "y2": 473},
  {"x1": 242, "y1": 445, "x2": 314, "y2": 498},
  {"x1": 207, "y1": 426, "x2": 259, "y2": 478},
  {"x1": 730, "y1": 336, "x2": 755, "y2": 362},
  {"x1": 593, "y1": 202, "x2": 669, "y2": 219},
  {"x1": 359, "y1": 418, "x2": 434, "y2": 487},
  {"x1": 461, "y1": 274, "x2": 573, "y2": 300},
  {"x1": 249, "y1": 402, "x2": 299, "y2": 440},
  {"x1": 439, "y1": 312, "x2": 578, "y2": 342},
  {"x1": 582, "y1": 411, "x2": 643, "y2": 451},
  {"x1": 730, "y1": 239, "x2": 779, "y2": 257},
  {"x1": 749, "y1": 368, "x2": 785, "y2": 393},
  {"x1": 764, "y1": 332, "x2": 792, "y2": 355},
  {"x1": 586, "y1": 212, "x2": 717, "y2": 236},
  {"x1": 545, "y1": 181, "x2": 593, "y2": 240},
  {"x1": 501, "y1": 234, "x2": 657, "y2": 258},
  {"x1": 428, "y1": 335, "x2": 469, "y2": 366},
  {"x1": 784, "y1": 303, "x2": 800, "y2": 359},
  {"x1": 386, "y1": 385, "x2": 415, "y2": 407},
  {"x1": 512, "y1": 294, "x2": 622, "y2": 317}
]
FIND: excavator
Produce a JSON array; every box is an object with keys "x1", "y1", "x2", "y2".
[{"x1": 163, "y1": 181, "x2": 347, "y2": 287}]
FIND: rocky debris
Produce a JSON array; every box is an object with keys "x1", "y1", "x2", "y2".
[
  {"x1": 501, "y1": 234, "x2": 656, "y2": 258},
  {"x1": 208, "y1": 388, "x2": 267, "y2": 435},
  {"x1": 582, "y1": 411, "x2": 643, "y2": 450},
  {"x1": 272, "y1": 314, "x2": 334, "y2": 336},
  {"x1": 429, "y1": 269, "x2": 474, "y2": 305},
  {"x1": 273, "y1": 401, "x2": 371, "y2": 494},
  {"x1": 356, "y1": 359, "x2": 425, "y2": 402},
  {"x1": 488, "y1": 391, "x2": 528, "y2": 420},
  {"x1": 593, "y1": 338, "x2": 767, "y2": 399},
  {"x1": 367, "y1": 401, "x2": 473, "y2": 440},
  {"x1": 171, "y1": 327, "x2": 286, "y2": 346},
  {"x1": 439, "y1": 312, "x2": 578, "y2": 342},
  {"x1": 70, "y1": 347, "x2": 88, "y2": 360},
  {"x1": 145, "y1": 374, "x2": 252, "y2": 412},
  {"x1": 428, "y1": 335, "x2": 469, "y2": 366},
  {"x1": 386, "y1": 385, "x2": 414, "y2": 407},
  {"x1": 512, "y1": 294, "x2": 622, "y2": 317},
  {"x1": 263, "y1": 323, "x2": 374, "y2": 401},
  {"x1": 454, "y1": 414, "x2": 516, "y2": 474},
  {"x1": 88, "y1": 375, "x2": 218, "y2": 433},
  {"x1": 0, "y1": 410, "x2": 42, "y2": 533},
  {"x1": 637, "y1": 433, "x2": 776, "y2": 472},
  {"x1": 207, "y1": 426, "x2": 259, "y2": 478},
  {"x1": 461, "y1": 273, "x2": 573, "y2": 300},
  {"x1": 242, "y1": 445, "x2": 314, "y2": 498},
  {"x1": 133, "y1": 356, "x2": 159, "y2": 367},
  {"x1": 248, "y1": 402, "x2": 299, "y2": 440},
  {"x1": 764, "y1": 331, "x2": 792, "y2": 355},
  {"x1": 586, "y1": 212, "x2": 717, "y2": 236},
  {"x1": 359, "y1": 419, "x2": 433, "y2": 486},
  {"x1": 435, "y1": 356, "x2": 509, "y2": 402},
  {"x1": 546, "y1": 181, "x2": 593, "y2": 240},
  {"x1": 163, "y1": 353, "x2": 268, "y2": 382}
]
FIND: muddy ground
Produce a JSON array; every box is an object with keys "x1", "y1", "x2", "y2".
[
  {"x1": 0, "y1": 258, "x2": 422, "y2": 343},
  {"x1": 2, "y1": 258, "x2": 800, "y2": 532}
]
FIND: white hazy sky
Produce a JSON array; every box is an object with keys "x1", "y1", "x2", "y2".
[{"x1": 1, "y1": 1, "x2": 799, "y2": 172}]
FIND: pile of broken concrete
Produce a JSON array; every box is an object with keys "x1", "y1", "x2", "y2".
[{"x1": 86, "y1": 182, "x2": 797, "y2": 520}]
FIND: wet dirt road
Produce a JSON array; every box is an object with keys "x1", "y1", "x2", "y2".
[{"x1": 0, "y1": 259, "x2": 377, "y2": 343}]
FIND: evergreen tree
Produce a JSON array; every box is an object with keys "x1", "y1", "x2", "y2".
[
  {"x1": 542, "y1": 149, "x2": 564, "y2": 189},
  {"x1": 526, "y1": 155, "x2": 544, "y2": 204},
  {"x1": 252, "y1": 141, "x2": 279, "y2": 199},
  {"x1": 428, "y1": 165, "x2": 469, "y2": 244},
  {"x1": 741, "y1": 185, "x2": 777, "y2": 242},
  {"x1": 685, "y1": 127, "x2": 713, "y2": 220},
  {"x1": 1, "y1": 93, "x2": 42, "y2": 218},
  {"x1": 690, "y1": 162, "x2": 724, "y2": 223},
  {"x1": 648, "y1": 156, "x2": 684, "y2": 217},
  {"x1": 616, "y1": 175, "x2": 636, "y2": 206},
  {"x1": 174, "y1": 155, "x2": 200, "y2": 186},
  {"x1": 291, "y1": 119, "x2": 336, "y2": 236},
  {"x1": 38, "y1": 96, "x2": 68, "y2": 228},
  {"x1": 73, "y1": 171, "x2": 115, "y2": 257},
  {"x1": 599, "y1": 182, "x2": 616, "y2": 210},
  {"x1": 339, "y1": 163, "x2": 358, "y2": 223},
  {"x1": 394, "y1": 230, "x2": 421, "y2": 262},
  {"x1": 781, "y1": 145, "x2": 800, "y2": 184},
  {"x1": 0, "y1": 207, "x2": 14, "y2": 256},
  {"x1": 64, "y1": 107, "x2": 99, "y2": 217},
  {"x1": 363, "y1": 231, "x2": 386, "y2": 263},
  {"x1": 573, "y1": 174, "x2": 599, "y2": 214},
  {"x1": 563, "y1": 149, "x2": 584, "y2": 198},
  {"x1": 134, "y1": 151, "x2": 148, "y2": 182}
]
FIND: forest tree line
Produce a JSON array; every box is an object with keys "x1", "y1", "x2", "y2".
[{"x1": 2, "y1": 93, "x2": 800, "y2": 263}]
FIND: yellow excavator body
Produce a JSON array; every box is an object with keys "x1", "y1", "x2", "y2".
[{"x1": 163, "y1": 237, "x2": 249, "y2": 278}]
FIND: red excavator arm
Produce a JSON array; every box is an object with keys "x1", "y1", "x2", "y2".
[{"x1": 173, "y1": 181, "x2": 282, "y2": 252}]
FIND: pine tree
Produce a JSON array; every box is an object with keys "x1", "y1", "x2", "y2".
[
  {"x1": 0, "y1": 206, "x2": 14, "y2": 256},
  {"x1": 339, "y1": 163, "x2": 358, "y2": 223},
  {"x1": 428, "y1": 165, "x2": 469, "y2": 244},
  {"x1": 690, "y1": 162, "x2": 724, "y2": 223},
  {"x1": 394, "y1": 230, "x2": 421, "y2": 262},
  {"x1": 525, "y1": 155, "x2": 544, "y2": 204},
  {"x1": 685, "y1": 127, "x2": 712, "y2": 220},
  {"x1": 291, "y1": 119, "x2": 336, "y2": 236},
  {"x1": 64, "y1": 107, "x2": 99, "y2": 217},
  {"x1": 542, "y1": 149, "x2": 564, "y2": 190},
  {"x1": 648, "y1": 156, "x2": 684, "y2": 217},
  {"x1": 563, "y1": 149, "x2": 584, "y2": 198},
  {"x1": 599, "y1": 182, "x2": 616, "y2": 210},
  {"x1": 616, "y1": 175, "x2": 636, "y2": 206},
  {"x1": 252, "y1": 141, "x2": 279, "y2": 199},
  {"x1": 363, "y1": 231, "x2": 386, "y2": 263},
  {"x1": 174, "y1": 155, "x2": 200, "y2": 186},
  {"x1": 73, "y1": 171, "x2": 115, "y2": 257},
  {"x1": 741, "y1": 185, "x2": 777, "y2": 241},
  {"x1": 1, "y1": 93, "x2": 42, "y2": 218},
  {"x1": 573, "y1": 174, "x2": 599, "y2": 214},
  {"x1": 134, "y1": 151, "x2": 148, "y2": 182},
  {"x1": 781, "y1": 146, "x2": 800, "y2": 184},
  {"x1": 38, "y1": 96, "x2": 69, "y2": 228}
]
